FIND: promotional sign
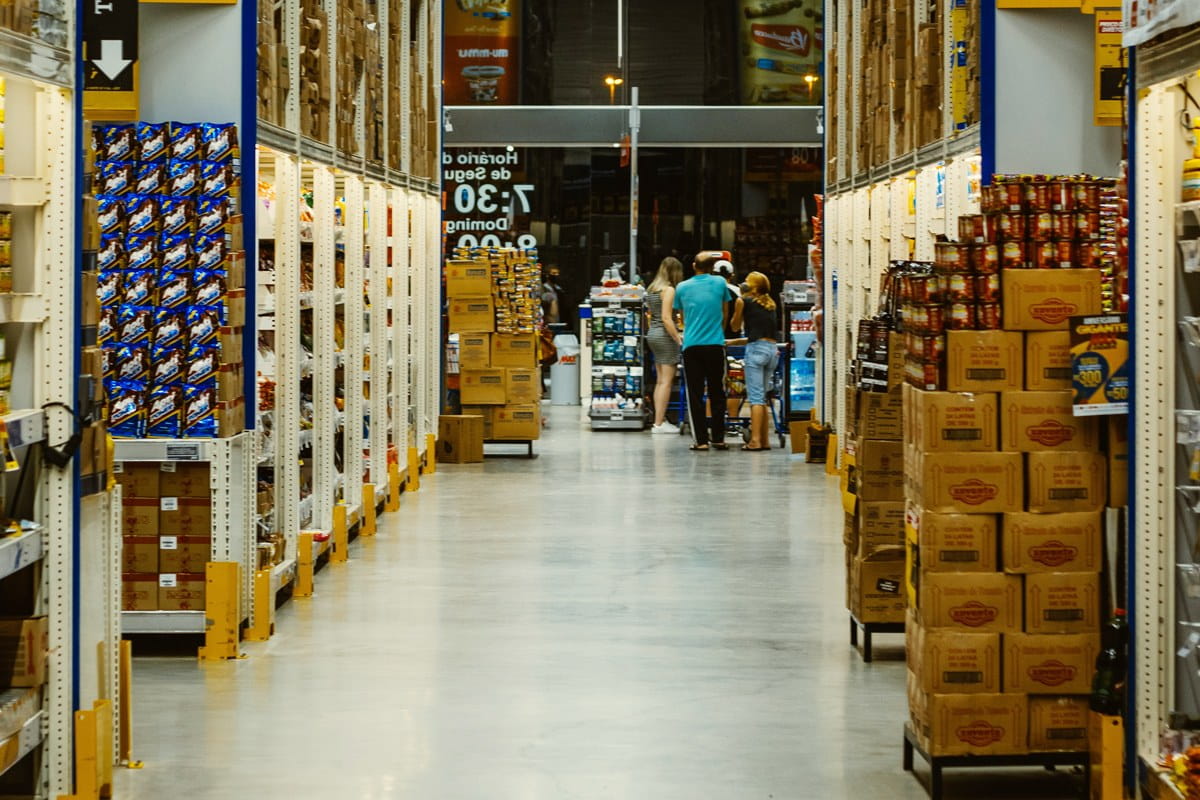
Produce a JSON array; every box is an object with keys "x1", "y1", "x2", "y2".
[
  {"x1": 83, "y1": 0, "x2": 139, "y2": 120},
  {"x1": 739, "y1": 0, "x2": 824, "y2": 105},
  {"x1": 443, "y1": 148, "x2": 537, "y2": 255},
  {"x1": 1070, "y1": 313, "x2": 1129, "y2": 416},
  {"x1": 1123, "y1": 0, "x2": 1200, "y2": 47},
  {"x1": 1094, "y1": 10, "x2": 1124, "y2": 127},
  {"x1": 444, "y1": 0, "x2": 521, "y2": 105}
]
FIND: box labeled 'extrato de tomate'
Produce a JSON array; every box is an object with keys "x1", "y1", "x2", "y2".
[
  {"x1": 906, "y1": 387, "x2": 998, "y2": 452},
  {"x1": 1001, "y1": 269, "x2": 1103, "y2": 331},
  {"x1": 916, "y1": 571, "x2": 1022, "y2": 634},
  {"x1": 906, "y1": 450, "x2": 1024, "y2": 514},
  {"x1": 921, "y1": 692, "x2": 1028, "y2": 756},
  {"x1": 1002, "y1": 511, "x2": 1103, "y2": 573},
  {"x1": 1000, "y1": 391, "x2": 1100, "y2": 452},
  {"x1": 1004, "y1": 633, "x2": 1100, "y2": 695}
]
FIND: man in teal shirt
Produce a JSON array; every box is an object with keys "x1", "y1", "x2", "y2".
[{"x1": 673, "y1": 252, "x2": 730, "y2": 450}]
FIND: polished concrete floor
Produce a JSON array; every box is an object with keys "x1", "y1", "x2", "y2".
[{"x1": 114, "y1": 407, "x2": 1084, "y2": 799}]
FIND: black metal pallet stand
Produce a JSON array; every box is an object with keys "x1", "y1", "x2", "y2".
[
  {"x1": 849, "y1": 614, "x2": 904, "y2": 662},
  {"x1": 483, "y1": 440, "x2": 536, "y2": 459},
  {"x1": 902, "y1": 724, "x2": 1089, "y2": 800}
]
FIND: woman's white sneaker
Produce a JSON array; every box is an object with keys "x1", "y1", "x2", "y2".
[{"x1": 651, "y1": 422, "x2": 680, "y2": 434}]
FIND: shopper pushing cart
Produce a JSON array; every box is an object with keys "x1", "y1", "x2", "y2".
[{"x1": 673, "y1": 251, "x2": 732, "y2": 451}]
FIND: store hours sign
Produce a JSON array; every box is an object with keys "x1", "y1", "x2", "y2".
[{"x1": 442, "y1": 148, "x2": 537, "y2": 254}]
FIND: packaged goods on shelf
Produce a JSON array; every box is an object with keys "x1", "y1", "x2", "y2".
[{"x1": 92, "y1": 121, "x2": 246, "y2": 440}]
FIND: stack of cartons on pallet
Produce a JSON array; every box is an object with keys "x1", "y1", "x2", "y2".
[
  {"x1": 300, "y1": 0, "x2": 330, "y2": 141},
  {"x1": 257, "y1": 0, "x2": 286, "y2": 127},
  {"x1": 449, "y1": 249, "x2": 542, "y2": 443}
]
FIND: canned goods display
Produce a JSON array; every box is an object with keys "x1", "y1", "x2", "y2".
[
  {"x1": 0, "y1": 241, "x2": 9, "y2": 268},
  {"x1": 906, "y1": 358, "x2": 944, "y2": 391},
  {"x1": 1051, "y1": 180, "x2": 1074, "y2": 212},
  {"x1": 906, "y1": 274, "x2": 942, "y2": 304},
  {"x1": 975, "y1": 273, "x2": 1000, "y2": 303},
  {"x1": 1025, "y1": 181, "x2": 1053, "y2": 213},
  {"x1": 0, "y1": 213, "x2": 11, "y2": 239},
  {"x1": 977, "y1": 303, "x2": 1002, "y2": 329},
  {"x1": 1032, "y1": 240, "x2": 1057, "y2": 269},
  {"x1": 1075, "y1": 240, "x2": 1103, "y2": 268},
  {"x1": 975, "y1": 244, "x2": 1000, "y2": 273},
  {"x1": 905, "y1": 334, "x2": 945, "y2": 361},
  {"x1": 1074, "y1": 181, "x2": 1100, "y2": 211},
  {"x1": 1029, "y1": 212, "x2": 1055, "y2": 241},
  {"x1": 997, "y1": 212, "x2": 1025, "y2": 241},
  {"x1": 946, "y1": 302, "x2": 977, "y2": 330},
  {"x1": 1056, "y1": 239, "x2": 1075, "y2": 268},
  {"x1": 934, "y1": 242, "x2": 971, "y2": 271},
  {"x1": 1002, "y1": 240, "x2": 1027, "y2": 268},
  {"x1": 958, "y1": 214, "x2": 989, "y2": 243},
  {"x1": 1001, "y1": 182, "x2": 1024, "y2": 212},
  {"x1": 945, "y1": 272, "x2": 975, "y2": 302},
  {"x1": 1053, "y1": 212, "x2": 1075, "y2": 241},
  {"x1": 925, "y1": 304, "x2": 945, "y2": 333},
  {"x1": 1075, "y1": 211, "x2": 1101, "y2": 240}
]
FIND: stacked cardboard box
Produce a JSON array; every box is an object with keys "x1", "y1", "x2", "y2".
[
  {"x1": 386, "y1": 0, "x2": 404, "y2": 168},
  {"x1": 117, "y1": 462, "x2": 212, "y2": 612},
  {"x1": 449, "y1": 249, "x2": 542, "y2": 443},
  {"x1": 335, "y1": 0, "x2": 369, "y2": 156},
  {"x1": 300, "y1": 0, "x2": 330, "y2": 142},
  {"x1": 257, "y1": 0, "x2": 286, "y2": 127}
]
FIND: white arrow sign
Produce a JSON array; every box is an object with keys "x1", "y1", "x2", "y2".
[{"x1": 92, "y1": 39, "x2": 131, "y2": 81}]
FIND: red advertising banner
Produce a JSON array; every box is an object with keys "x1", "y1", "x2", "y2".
[
  {"x1": 444, "y1": 0, "x2": 521, "y2": 105},
  {"x1": 740, "y1": 0, "x2": 824, "y2": 105}
]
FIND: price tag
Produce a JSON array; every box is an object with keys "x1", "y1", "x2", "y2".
[
  {"x1": 158, "y1": 573, "x2": 177, "y2": 588},
  {"x1": 611, "y1": 411, "x2": 624, "y2": 421},
  {"x1": 608, "y1": 301, "x2": 622, "y2": 309},
  {"x1": 160, "y1": 497, "x2": 179, "y2": 512},
  {"x1": 113, "y1": 462, "x2": 125, "y2": 474},
  {"x1": 159, "y1": 462, "x2": 177, "y2": 473},
  {"x1": 623, "y1": 336, "x2": 638, "y2": 347},
  {"x1": 630, "y1": 367, "x2": 643, "y2": 377},
  {"x1": 165, "y1": 443, "x2": 201, "y2": 461},
  {"x1": 160, "y1": 536, "x2": 178, "y2": 550}
]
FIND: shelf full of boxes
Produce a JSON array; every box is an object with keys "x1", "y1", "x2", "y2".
[{"x1": 0, "y1": 6, "x2": 95, "y2": 794}]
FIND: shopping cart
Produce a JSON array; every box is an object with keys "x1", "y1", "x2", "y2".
[{"x1": 677, "y1": 342, "x2": 788, "y2": 448}]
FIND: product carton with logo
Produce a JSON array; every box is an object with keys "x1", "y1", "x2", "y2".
[
  {"x1": 857, "y1": 388, "x2": 903, "y2": 440},
  {"x1": 916, "y1": 571, "x2": 1022, "y2": 633},
  {"x1": 1000, "y1": 391, "x2": 1099, "y2": 452},
  {"x1": 157, "y1": 573, "x2": 206, "y2": 611},
  {"x1": 1004, "y1": 633, "x2": 1100, "y2": 695},
  {"x1": 491, "y1": 333, "x2": 539, "y2": 368},
  {"x1": 504, "y1": 368, "x2": 541, "y2": 405},
  {"x1": 908, "y1": 618, "x2": 1001, "y2": 694},
  {"x1": 114, "y1": 463, "x2": 161, "y2": 498},
  {"x1": 447, "y1": 295, "x2": 495, "y2": 333},
  {"x1": 908, "y1": 450, "x2": 1024, "y2": 514},
  {"x1": 458, "y1": 333, "x2": 491, "y2": 370},
  {"x1": 492, "y1": 404, "x2": 541, "y2": 441},
  {"x1": 923, "y1": 692, "x2": 1029, "y2": 756},
  {"x1": 857, "y1": 501, "x2": 905, "y2": 555},
  {"x1": 850, "y1": 546, "x2": 906, "y2": 624},
  {"x1": 158, "y1": 463, "x2": 211, "y2": 498},
  {"x1": 906, "y1": 388, "x2": 998, "y2": 452},
  {"x1": 1001, "y1": 269, "x2": 1103, "y2": 331},
  {"x1": 122, "y1": 574, "x2": 158, "y2": 611},
  {"x1": 1028, "y1": 696, "x2": 1090, "y2": 752},
  {"x1": 459, "y1": 368, "x2": 507, "y2": 405},
  {"x1": 1026, "y1": 451, "x2": 1107, "y2": 514},
  {"x1": 122, "y1": 536, "x2": 159, "y2": 573},
  {"x1": 158, "y1": 535, "x2": 213, "y2": 574},
  {"x1": 445, "y1": 260, "x2": 493, "y2": 296},
  {"x1": 853, "y1": 438, "x2": 904, "y2": 501},
  {"x1": 1024, "y1": 572, "x2": 1100, "y2": 634},
  {"x1": 1025, "y1": 331, "x2": 1074, "y2": 390},
  {"x1": 1002, "y1": 512, "x2": 1103, "y2": 573},
  {"x1": 904, "y1": 505, "x2": 998, "y2": 604},
  {"x1": 946, "y1": 331, "x2": 1024, "y2": 392}
]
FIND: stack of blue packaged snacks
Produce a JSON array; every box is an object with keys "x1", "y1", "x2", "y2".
[{"x1": 95, "y1": 121, "x2": 243, "y2": 439}]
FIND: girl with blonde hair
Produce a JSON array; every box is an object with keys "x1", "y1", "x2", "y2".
[
  {"x1": 645, "y1": 257, "x2": 684, "y2": 433},
  {"x1": 730, "y1": 271, "x2": 779, "y2": 450}
]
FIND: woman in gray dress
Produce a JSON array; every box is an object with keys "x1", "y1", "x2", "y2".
[{"x1": 645, "y1": 257, "x2": 684, "y2": 433}]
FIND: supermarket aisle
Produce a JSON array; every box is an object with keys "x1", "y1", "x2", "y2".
[{"x1": 114, "y1": 408, "x2": 1078, "y2": 799}]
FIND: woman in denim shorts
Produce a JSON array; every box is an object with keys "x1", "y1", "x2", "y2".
[{"x1": 730, "y1": 271, "x2": 778, "y2": 451}]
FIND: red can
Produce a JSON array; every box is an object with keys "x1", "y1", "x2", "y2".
[
  {"x1": 975, "y1": 244, "x2": 1000, "y2": 274},
  {"x1": 1001, "y1": 182, "x2": 1024, "y2": 212},
  {"x1": 977, "y1": 303, "x2": 1002, "y2": 329},
  {"x1": 1056, "y1": 239, "x2": 1075, "y2": 268},
  {"x1": 945, "y1": 272, "x2": 976, "y2": 302},
  {"x1": 935, "y1": 242, "x2": 971, "y2": 272},
  {"x1": 998, "y1": 212, "x2": 1026, "y2": 241},
  {"x1": 1051, "y1": 179, "x2": 1075, "y2": 212},
  {"x1": 1032, "y1": 240, "x2": 1058, "y2": 269},
  {"x1": 1054, "y1": 212, "x2": 1075, "y2": 241},
  {"x1": 1030, "y1": 212, "x2": 1056, "y2": 242},
  {"x1": 1002, "y1": 241, "x2": 1027, "y2": 268},
  {"x1": 1075, "y1": 211, "x2": 1101, "y2": 240},
  {"x1": 907, "y1": 359, "x2": 943, "y2": 391},
  {"x1": 975, "y1": 273, "x2": 1000, "y2": 303},
  {"x1": 925, "y1": 304, "x2": 945, "y2": 333},
  {"x1": 907, "y1": 334, "x2": 945, "y2": 361},
  {"x1": 1074, "y1": 181, "x2": 1100, "y2": 211},
  {"x1": 1025, "y1": 181, "x2": 1053, "y2": 213},
  {"x1": 1076, "y1": 241, "x2": 1103, "y2": 268},
  {"x1": 959, "y1": 214, "x2": 988, "y2": 243},
  {"x1": 907, "y1": 274, "x2": 942, "y2": 304},
  {"x1": 904, "y1": 305, "x2": 926, "y2": 334},
  {"x1": 946, "y1": 302, "x2": 977, "y2": 330}
]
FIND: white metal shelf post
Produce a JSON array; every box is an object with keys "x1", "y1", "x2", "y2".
[
  {"x1": 400, "y1": 0, "x2": 412, "y2": 175},
  {"x1": 368, "y1": 183, "x2": 389, "y2": 498},
  {"x1": 410, "y1": 193, "x2": 428, "y2": 450},
  {"x1": 274, "y1": 155, "x2": 302, "y2": 562},
  {"x1": 208, "y1": 434, "x2": 255, "y2": 624},
  {"x1": 344, "y1": 176, "x2": 366, "y2": 517},
  {"x1": 391, "y1": 187, "x2": 411, "y2": 462},
  {"x1": 425, "y1": 193, "x2": 440, "y2": 442},
  {"x1": 312, "y1": 166, "x2": 336, "y2": 533}
]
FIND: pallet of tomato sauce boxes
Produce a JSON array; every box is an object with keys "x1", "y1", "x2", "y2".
[
  {"x1": 117, "y1": 461, "x2": 212, "y2": 612},
  {"x1": 448, "y1": 247, "x2": 542, "y2": 445},
  {"x1": 900, "y1": 175, "x2": 1116, "y2": 759}
]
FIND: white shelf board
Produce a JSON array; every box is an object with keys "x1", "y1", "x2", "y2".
[
  {"x1": 3, "y1": 409, "x2": 44, "y2": 449},
  {"x1": 0, "y1": 294, "x2": 49, "y2": 324},
  {"x1": 121, "y1": 610, "x2": 205, "y2": 634},
  {"x1": 0, "y1": 177, "x2": 47, "y2": 207},
  {"x1": 0, "y1": 710, "x2": 44, "y2": 779},
  {"x1": 0, "y1": 527, "x2": 43, "y2": 581},
  {"x1": 271, "y1": 557, "x2": 295, "y2": 593},
  {"x1": 0, "y1": 28, "x2": 70, "y2": 88},
  {"x1": 114, "y1": 432, "x2": 247, "y2": 462}
]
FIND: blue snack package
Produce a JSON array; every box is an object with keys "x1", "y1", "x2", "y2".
[
  {"x1": 195, "y1": 196, "x2": 229, "y2": 235},
  {"x1": 125, "y1": 234, "x2": 158, "y2": 271},
  {"x1": 192, "y1": 270, "x2": 224, "y2": 307},
  {"x1": 160, "y1": 235, "x2": 193, "y2": 272},
  {"x1": 169, "y1": 123, "x2": 201, "y2": 160},
  {"x1": 122, "y1": 270, "x2": 156, "y2": 306},
  {"x1": 199, "y1": 161, "x2": 237, "y2": 199},
  {"x1": 98, "y1": 161, "x2": 135, "y2": 195},
  {"x1": 135, "y1": 122, "x2": 168, "y2": 163},
  {"x1": 185, "y1": 305, "x2": 220, "y2": 346},
  {"x1": 117, "y1": 305, "x2": 154, "y2": 345},
  {"x1": 160, "y1": 197, "x2": 195, "y2": 236},
  {"x1": 153, "y1": 308, "x2": 186, "y2": 349},
  {"x1": 107, "y1": 380, "x2": 147, "y2": 438},
  {"x1": 98, "y1": 308, "x2": 117, "y2": 346},
  {"x1": 158, "y1": 271, "x2": 191, "y2": 309},
  {"x1": 112, "y1": 343, "x2": 150, "y2": 383},
  {"x1": 166, "y1": 160, "x2": 200, "y2": 196},
  {"x1": 151, "y1": 344, "x2": 185, "y2": 386},
  {"x1": 97, "y1": 236, "x2": 126, "y2": 271},
  {"x1": 124, "y1": 195, "x2": 160, "y2": 235},
  {"x1": 134, "y1": 162, "x2": 165, "y2": 195},
  {"x1": 147, "y1": 384, "x2": 183, "y2": 438},
  {"x1": 100, "y1": 346, "x2": 116, "y2": 380},
  {"x1": 102, "y1": 126, "x2": 136, "y2": 161},
  {"x1": 182, "y1": 382, "x2": 218, "y2": 438},
  {"x1": 200, "y1": 123, "x2": 238, "y2": 162},
  {"x1": 185, "y1": 344, "x2": 219, "y2": 385},
  {"x1": 97, "y1": 271, "x2": 123, "y2": 306},
  {"x1": 193, "y1": 234, "x2": 227, "y2": 270},
  {"x1": 96, "y1": 194, "x2": 126, "y2": 236}
]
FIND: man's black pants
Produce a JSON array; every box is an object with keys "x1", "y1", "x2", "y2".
[{"x1": 683, "y1": 345, "x2": 726, "y2": 446}]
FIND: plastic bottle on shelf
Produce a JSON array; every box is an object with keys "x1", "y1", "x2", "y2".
[{"x1": 1089, "y1": 609, "x2": 1128, "y2": 715}]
